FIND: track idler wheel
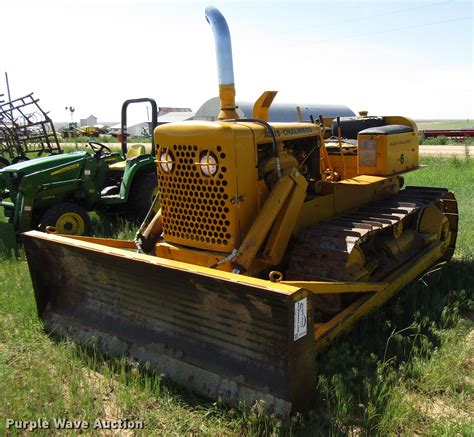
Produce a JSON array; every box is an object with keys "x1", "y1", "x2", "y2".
[{"x1": 418, "y1": 204, "x2": 451, "y2": 249}]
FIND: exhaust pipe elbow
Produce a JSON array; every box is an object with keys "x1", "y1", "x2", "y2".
[
  {"x1": 205, "y1": 6, "x2": 234, "y2": 86},
  {"x1": 205, "y1": 6, "x2": 238, "y2": 119}
]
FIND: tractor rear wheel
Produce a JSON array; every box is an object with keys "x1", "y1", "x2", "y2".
[
  {"x1": 39, "y1": 202, "x2": 91, "y2": 236},
  {"x1": 128, "y1": 171, "x2": 160, "y2": 220}
]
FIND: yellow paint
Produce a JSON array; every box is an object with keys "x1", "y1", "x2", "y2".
[
  {"x1": 250, "y1": 122, "x2": 320, "y2": 143},
  {"x1": 252, "y1": 91, "x2": 278, "y2": 121},
  {"x1": 382, "y1": 230, "x2": 415, "y2": 257},
  {"x1": 255, "y1": 179, "x2": 269, "y2": 209},
  {"x1": 262, "y1": 169, "x2": 307, "y2": 266},
  {"x1": 327, "y1": 154, "x2": 358, "y2": 179},
  {"x1": 109, "y1": 144, "x2": 146, "y2": 171},
  {"x1": 315, "y1": 241, "x2": 445, "y2": 349},
  {"x1": 337, "y1": 123, "x2": 347, "y2": 179},
  {"x1": 318, "y1": 135, "x2": 335, "y2": 181},
  {"x1": 295, "y1": 194, "x2": 334, "y2": 234},
  {"x1": 333, "y1": 175, "x2": 399, "y2": 214},
  {"x1": 23, "y1": 231, "x2": 299, "y2": 295},
  {"x1": 419, "y1": 204, "x2": 449, "y2": 241},
  {"x1": 108, "y1": 161, "x2": 127, "y2": 171},
  {"x1": 60, "y1": 235, "x2": 137, "y2": 249},
  {"x1": 154, "y1": 120, "x2": 320, "y2": 256},
  {"x1": 50, "y1": 163, "x2": 80, "y2": 176},
  {"x1": 345, "y1": 245, "x2": 369, "y2": 281},
  {"x1": 232, "y1": 171, "x2": 294, "y2": 272},
  {"x1": 259, "y1": 147, "x2": 298, "y2": 175},
  {"x1": 155, "y1": 241, "x2": 232, "y2": 271},
  {"x1": 156, "y1": 121, "x2": 258, "y2": 253},
  {"x1": 393, "y1": 221, "x2": 403, "y2": 238},
  {"x1": 218, "y1": 83, "x2": 238, "y2": 119},
  {"x1": 32, "y1": 110, "x2": 455, "y2": 354},
  {"x1": 296, "y1": 106, "x2": 303, "y2": 122},
  {"x1": 55, "y1": 212, "x2": 85, "y2": 235},
  {"x1": 358, "y1": 130, "x2": 419, "y2": 176},
  {"x1": 294, "y1": 175, "x2": 400, "y2": 234},
  {"x1": 281, "y1": 281, "x2": 389, "y2": 293}
]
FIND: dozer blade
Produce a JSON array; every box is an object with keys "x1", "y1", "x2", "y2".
[{"x1": 22, "y1": 231, "x2": 315, "y2": 415}]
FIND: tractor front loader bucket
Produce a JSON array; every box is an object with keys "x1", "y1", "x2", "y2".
[{"x1": 22, "y1": 231, "x2": 315, "y2": 415}]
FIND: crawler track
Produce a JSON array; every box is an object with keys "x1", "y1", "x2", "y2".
[{"x1": 287, "y1": 187, "x2": 458, "y2": 282}]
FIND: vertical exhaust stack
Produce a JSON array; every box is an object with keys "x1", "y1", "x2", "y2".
[{"x1": 205, "y1": 6, "x2": 238, "y2": 120}]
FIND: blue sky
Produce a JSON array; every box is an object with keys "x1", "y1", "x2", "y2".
[{"x1": 1, "y1": 0, "x2": 472, "y2": 122}]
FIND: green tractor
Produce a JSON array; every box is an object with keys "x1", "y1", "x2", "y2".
[{"x1": 0, "y1": 98, "x2": 159, "y2": 248}]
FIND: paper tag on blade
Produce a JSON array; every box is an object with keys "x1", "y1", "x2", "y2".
[{"x1": 294, "y1": 298, "x2": 307, "y2": 341}]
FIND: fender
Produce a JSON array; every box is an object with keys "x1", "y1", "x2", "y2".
[{"x1": 119, "y1": 155, "x2": 157, "y2": 202}]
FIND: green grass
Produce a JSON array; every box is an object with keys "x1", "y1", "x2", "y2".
[
  {"x1": 0, "y1": 220, "x2": 16, "y2": 258},
  {"x1": 415, "y1": 119, "x2": 474, "y2": 146},
  {"x1": 405, "y1": 156, "x2": 473, "y2": 259},
  {"x1": 420, "y1": 136, "x2": 474, "y2": 146},
  {"x1": 0, "y1": 157, "x2": 473, "y2": 435},
  {"x1": 419, "y1": 136, "x2": 473, "y2": 146}
]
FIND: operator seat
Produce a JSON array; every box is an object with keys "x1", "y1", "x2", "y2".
[{"x1": 108, "y1": 144, "x2": 146, "y2": 171}]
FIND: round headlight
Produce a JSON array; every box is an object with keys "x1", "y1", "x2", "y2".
[
  {"x1": 199, "y1": 151, "x2": 218, "y2": 177},
  {"x1": 159, "y1": 149, "x2": 174, "y2": 173}
]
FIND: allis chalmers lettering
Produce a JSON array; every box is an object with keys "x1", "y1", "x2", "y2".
[{"x1": 264, "y1": 126, "x2": 314, "y2": 138}]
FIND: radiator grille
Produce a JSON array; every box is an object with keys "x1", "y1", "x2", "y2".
[{"x1": 158, "y1": 144, "x2": 234, "y2": 252}]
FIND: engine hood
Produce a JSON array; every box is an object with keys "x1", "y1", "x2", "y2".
[{"x1": 0, "y1": 152, "x2": 89, "y2": 177}]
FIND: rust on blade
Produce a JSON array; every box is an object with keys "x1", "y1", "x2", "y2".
[{"x1": 22, "y1": 231, "x2": 315, "y2": 414}]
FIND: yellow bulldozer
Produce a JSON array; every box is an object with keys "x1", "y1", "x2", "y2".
[{"x1": 22, "y1": 7, "x2": 458, "y2": 415}]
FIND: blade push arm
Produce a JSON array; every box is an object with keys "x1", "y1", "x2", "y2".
[{"x1": 232, "y1": 168, "x2": 308, "y2": 274}]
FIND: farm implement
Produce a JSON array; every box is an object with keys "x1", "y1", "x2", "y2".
[{"x1": 0, "y1": 92, "x2": 61, "y2": 167}]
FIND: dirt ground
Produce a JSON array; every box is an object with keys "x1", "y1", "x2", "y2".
[{"x1": 419, "y1": 145, "x2": 473, "y2": 156}]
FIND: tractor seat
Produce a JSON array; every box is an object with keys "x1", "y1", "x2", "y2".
[{"x1": 109, "y1": 144, "x2": 146, "y2": 171}]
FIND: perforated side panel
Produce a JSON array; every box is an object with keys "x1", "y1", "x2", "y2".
[{"x1": 158, "y1": 144, "x2": 236, "y2": 252}]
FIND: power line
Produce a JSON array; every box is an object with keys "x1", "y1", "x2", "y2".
[
  {"x1": 280, "y1": 0, "x2": 453, "y2": 35},
  {"x1": 296, "y1": 15, "x2": 473, "y2": 48},
  {"x1": 316, "y1": 0, "x2": 452, "y2": 29}
]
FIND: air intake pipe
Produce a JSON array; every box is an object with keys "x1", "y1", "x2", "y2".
[{"x1": 205, "y1": 6, "x2": 238, "y2": 120}]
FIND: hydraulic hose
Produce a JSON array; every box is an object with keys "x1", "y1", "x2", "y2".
[{"x1": 224, "y1": 118, "x2": 282, "y2": 180}]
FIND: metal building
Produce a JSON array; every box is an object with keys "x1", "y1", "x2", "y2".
[
  {"x1": 157, "y1": 111, "x2": 196, "y2": 125},
  {"x1": 193, "y1": 97, "x2": 355, "y2": 122}
]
